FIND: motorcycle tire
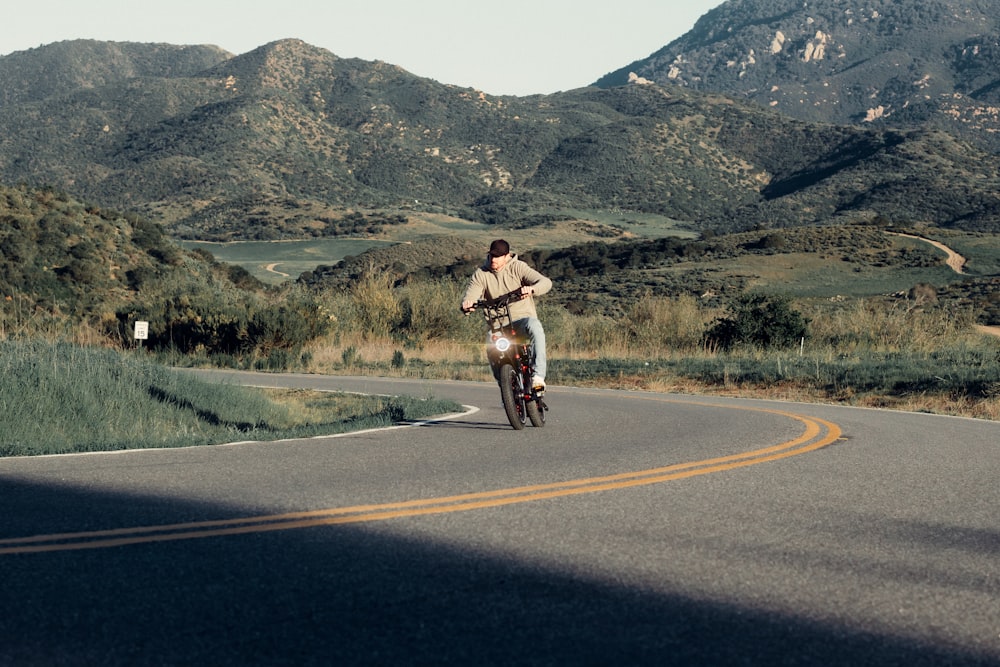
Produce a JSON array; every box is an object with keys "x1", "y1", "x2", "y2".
[
  {"x1": 526, "y1": 393, "x2": 545, "y2": 428},
  {"x1": 499, "y1": 363, "x2": 527, "y2": 430}
]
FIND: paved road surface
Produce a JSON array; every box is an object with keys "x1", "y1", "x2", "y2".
[{"x1": 2, "y1": 372, "x2": 998, "y2": 665}]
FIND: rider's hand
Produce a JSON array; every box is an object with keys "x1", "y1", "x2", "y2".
[
  {"x1": 461, "y1": 300, "x2": 475, "y2": 312},
  {"x1": 519, "y1": 286, "x2": 534, "y2": 299}
]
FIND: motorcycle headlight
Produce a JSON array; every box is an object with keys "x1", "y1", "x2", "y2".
[{"x1": 493, "y1": 336, "x2": 511, "y2": 352}]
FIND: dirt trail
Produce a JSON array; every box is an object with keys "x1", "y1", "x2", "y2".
[
  {"x1": 888, "y1": 232, "x2": 966, "y2": 273},
  {"x1": 888, "y1": 232, "x2": 1000, "y2": 338}
]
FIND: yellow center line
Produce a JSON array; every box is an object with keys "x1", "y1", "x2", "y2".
[{"x1": 1, "y1": 404, "x2": 841, "y2": 555}]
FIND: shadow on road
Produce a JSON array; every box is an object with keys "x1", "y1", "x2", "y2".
[
  {"x1": 412, "y1": 417, "x2": 520, "y2": 431},
  {"x1": 1, "y1": 477, "x2": 995, "y2": 666}
]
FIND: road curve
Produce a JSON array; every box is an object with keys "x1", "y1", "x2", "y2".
[{"x1": 1, "y1": 372, "x2": 998, "y2": 666}]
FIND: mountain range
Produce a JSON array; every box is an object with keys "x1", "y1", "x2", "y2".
[
  {"x1": 1, "y1": 0, "x2": 999, "y2": 240},
  {"x1": 596, "y1": 0, "x2": 1000, "y2": 153}
]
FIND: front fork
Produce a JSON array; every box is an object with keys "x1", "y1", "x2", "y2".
[{"x1": 489, "y1": 334, "x2": 543, "y2": 402}]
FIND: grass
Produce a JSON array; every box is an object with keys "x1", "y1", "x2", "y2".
[
  {"x1": 923, "y1": 229, "x2": 1000, "y2": 277},
  {"x1": 0, "y1": 340, "x2": 462, "y2": 457},
  {"x1": 300, "y1": 339, "x2": 1000, "y2": 421},
  {"x1": 7, "y1": 226, "x2": 1000, "y2": 454},
  {"x1": 4, "y1": 289, "x2": 998, "y2": 459},
  {"x1": 16, "y1": 235, "x2": 991, "y2": 434},
  {"x1": 645, "y1": 233, "x2": 965, "y2": 300},
  {"x1": 292, "y1": 281, "x2": 1000, "y2": 421}
]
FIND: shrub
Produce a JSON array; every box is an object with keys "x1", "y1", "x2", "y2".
[
  {"x1": 248, "y1": 299, "x2": 332, "y2": 355},
  {"x1": 705, "y1": 293, "x2": 809, "y2": 351}
]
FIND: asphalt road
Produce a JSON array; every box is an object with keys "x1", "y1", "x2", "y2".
[{"x1": 2, "y1": 372, "x2": 999, "y2": 666}]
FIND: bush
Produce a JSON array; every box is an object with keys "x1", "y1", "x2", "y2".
[
  {"x1": 116, "y1": 282, "x2": 331, "y2": 364},
  {"x1": 705, "y1": 293, "x2": 809, "y2": 351}
]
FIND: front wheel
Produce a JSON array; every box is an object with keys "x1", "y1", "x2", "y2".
[
  {"x1": 499, "y1": 363, "x2": 527, "y2": 430},
  {"x1": 525, "y1": 391, "x2": 545, "y2": 427}
]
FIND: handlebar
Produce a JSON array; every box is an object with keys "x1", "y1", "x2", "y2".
[{"x1": 461, "y1": 288, "x2": 526, "y2": 314}]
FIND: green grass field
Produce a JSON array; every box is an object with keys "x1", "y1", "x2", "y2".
[
  {"x1": 932, "y1": 233, "x2": 1000, "y2": 276},
  {"x1": 178, "y1": 209, "x2": 700, "y2": 284},
  {"x1": 180, "y1": 238, "x2": 396, "y2": 284}
]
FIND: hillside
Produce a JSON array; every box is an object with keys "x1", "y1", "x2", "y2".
[
  {"x1": 595, "y1": 0, "x2": 1000, "y2": 153},
  {"x1": 1, "y1": 38, "x2": 999, "y2": 239},
  {"x1": 0, "y1": 183, "x2": 327, "y2": 359},
  {"x1": 0, "y1": 183, "x2": 193, "y2": 316},
  {"x1": 0, "y1": 40, "x2": 231, "y2": 108}
]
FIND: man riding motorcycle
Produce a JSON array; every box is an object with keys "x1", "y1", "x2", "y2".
[{"x1": 461, "y1": 239, "x2": 552, "y2": 390}]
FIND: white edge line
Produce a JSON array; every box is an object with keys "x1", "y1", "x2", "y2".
[{"x1": 1, "y1": 405, "x2": 480, "y2": 461}]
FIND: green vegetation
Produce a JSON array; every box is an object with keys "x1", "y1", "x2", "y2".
[
  {"x1": 4, "y1": 21, "x2": 1000, "y2": 449},
  {"x1": 0, "y1": 183, "x2": 338, "y2": 366},
  {"x1": 0, "y1": 340, "x2": 461, "y2": 457},
  {"x1": 178, "y1": 238, "x2": 397, "y2": 284},
  {"x1": 704, "y1": 293, "x2": 809, "y2": 351},
  {"x1": 2, "y1": 183, "x2": 999, "y2": 431},
  {"x1": 302, "y1": 279, "x2": 1000, "y2": 420},
  {"x1": 302, "y1": 222, "x2": 993, "y2": 325},
  {"x1": 3, "y1": 38, "x2": 1000, "y2": 241}
]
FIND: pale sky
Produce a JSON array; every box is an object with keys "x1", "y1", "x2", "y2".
[{"x1": 0, "y1": 0, "x2": 722, "y2": 96}]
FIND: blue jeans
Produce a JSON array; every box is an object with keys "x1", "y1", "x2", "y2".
[{"x1": 512, "y1": 317, "x2": 546, "y2": 379}]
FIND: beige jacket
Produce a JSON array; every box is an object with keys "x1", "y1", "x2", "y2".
[{"x1": 462, "y1": 254, "x2": 552, "y2": 321}]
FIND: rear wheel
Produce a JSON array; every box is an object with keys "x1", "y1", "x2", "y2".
[{"x1": 499, "y1": 363, "x2": 526, "y2": 430}]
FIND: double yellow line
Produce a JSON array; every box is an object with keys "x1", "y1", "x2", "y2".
[{"x1": 1, "y1": 406, "x2": 841, "y2": 555}]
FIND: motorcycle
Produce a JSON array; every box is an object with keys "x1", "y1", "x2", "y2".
[{"x1": 464, "y1": 288, "x2": 547, "y2": 430}]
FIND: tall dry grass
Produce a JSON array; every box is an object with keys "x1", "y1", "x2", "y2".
[
  {"x1": 308, "y1": 279, "x2": 994, "y2": 367},
  {"x1": 307, "y1": 282, "x2": 719, "y2": 369},
  {"x1": 806, "y1": 299, "x2": 980, "y2": 353},
  {"x1": 301, "y1": 278, "x2": 1000, "y2": 419}
]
